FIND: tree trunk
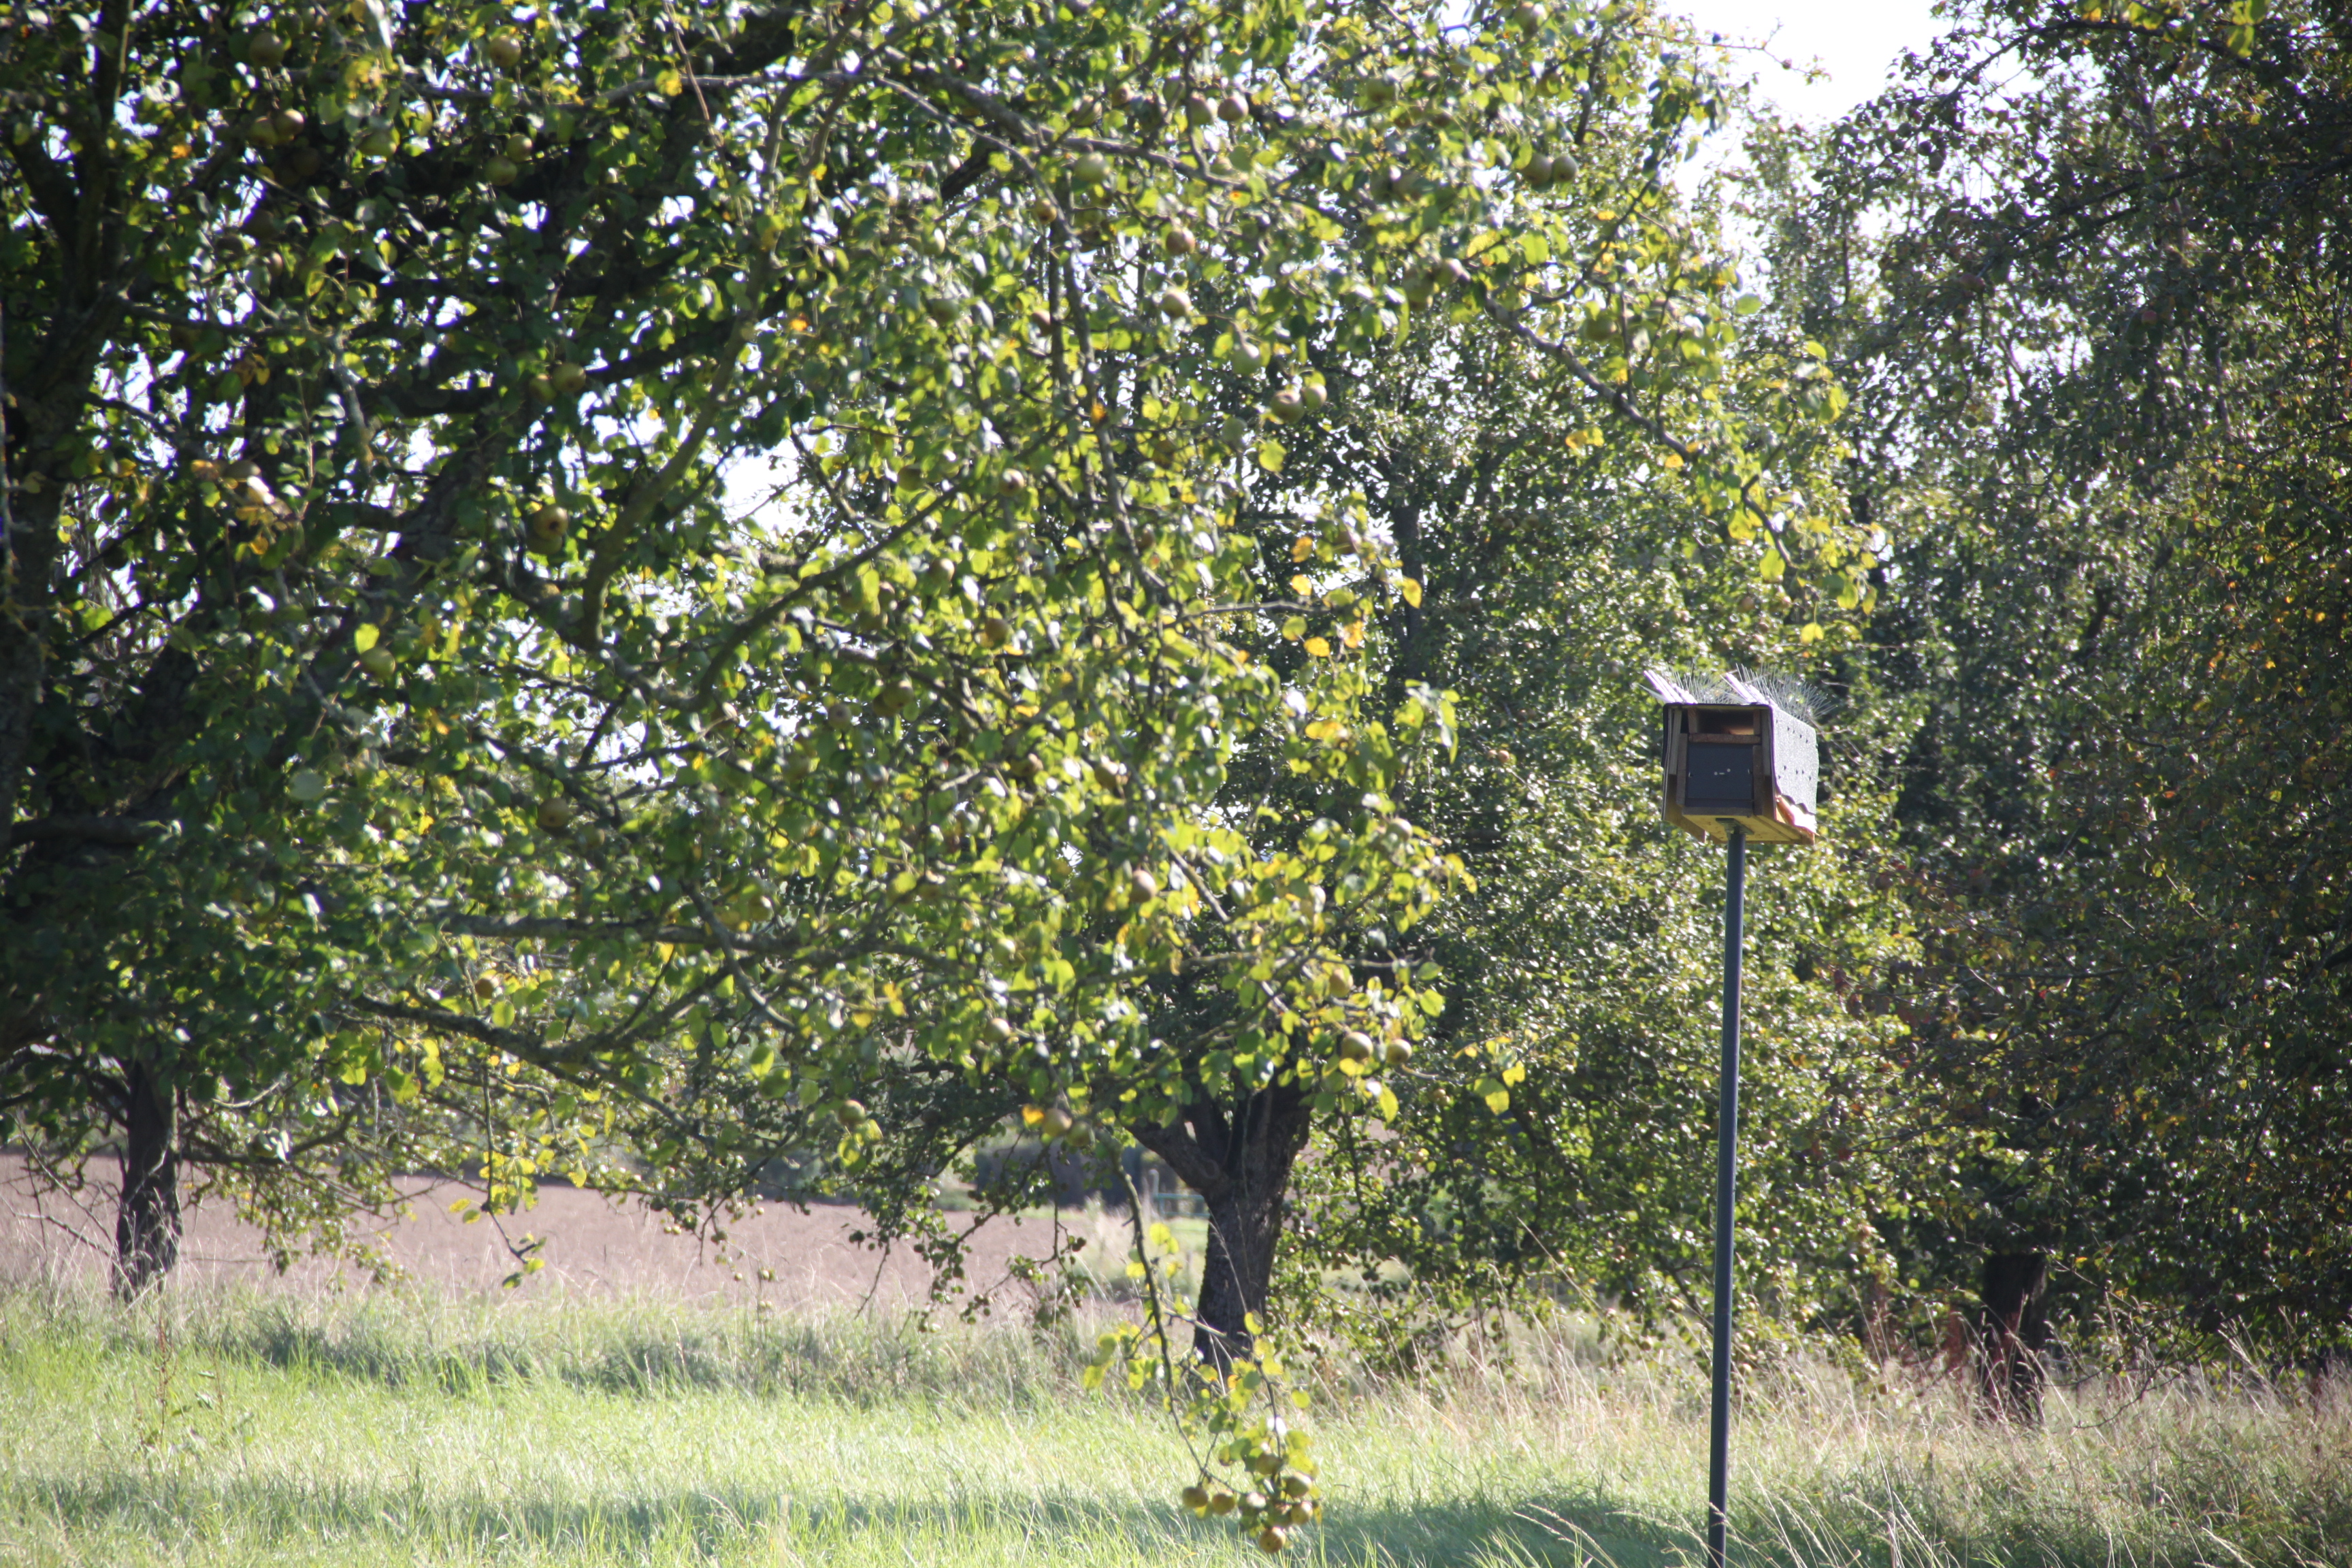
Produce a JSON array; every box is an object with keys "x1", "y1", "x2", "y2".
[
  {"x1": 1132, "y1": 1083, "x2": 1315, "y2": 1368},
  {"x1": 112, "y1": 1062, "x2": 181, "y2": 1300},
  {"x1": 1978, "y1": 1249, "x2": 2049, "y2": 1424}
]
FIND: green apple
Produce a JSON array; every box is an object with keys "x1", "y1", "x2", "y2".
[{"x1": 525, "y1": 504, "x2": 569, "y2": 555}]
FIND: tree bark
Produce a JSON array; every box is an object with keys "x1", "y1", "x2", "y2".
[
  {"x1": 111, "y1": 1061, "x2": 181, "y2": 1300},
  {"x1": 1131, "y1": 1083, "x2": 1315, "y2": 1367},
  {"x1": 1978, "y1": 1248, "x2": 2050, "y2": 1424}
]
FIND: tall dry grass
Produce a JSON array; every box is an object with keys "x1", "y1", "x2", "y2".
[{"x1": 1, "y1": 1242, "x2": 2345, "y2": 1566}]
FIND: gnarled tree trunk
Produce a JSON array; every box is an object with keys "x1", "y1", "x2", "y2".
[
  {"x1": 1132, "y1": 1083, "x2": 1315, "y2": 1367},
  {"x1": 111, "y1": 1061, "x2": 181, "y2": 1300},
  {"x1": 1978, "y1": 1248, "x2": 2050, "y2": 1424}
]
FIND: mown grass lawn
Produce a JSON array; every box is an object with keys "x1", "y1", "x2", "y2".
[{"x1": 2, "y1": 1278, "x2": 2345, "y2": 1567}]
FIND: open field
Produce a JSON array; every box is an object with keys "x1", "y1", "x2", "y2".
[{"x1": 0, "y1": 1154, "x2": 1150, "y2": 1308}]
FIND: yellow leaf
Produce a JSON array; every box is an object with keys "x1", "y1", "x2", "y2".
[
  {"x1": 1484, "y1": 1089, "x2": 1510, "y2": 1113},
  {"x1": 1290, "y1": 574, "x2": 1312, "y2": 596},
  {"x1": 1340, "y1": 620, "x2": 1365, "y2": 649},
  {"x1": 1291, "y1": 535, "x2": 1314, "y2": 563},
  {"x1": 1399, "y1": 577, "x2": 1422, "y2": 608},
  {"x1": 1021, "y1": 1105, "x2": 1045, "y2": 1126},
  {"x1": 354, "y1": 623, "x2": 381, "y2": 652},
  {"x1": 1799, "y1": 622, "x2": 1825, "y2": 643},
  {"x1": 1661, "y1": 451, "x2": 1684, "y2": 470},
  {"x1": 1304, "y1": 636, "x2": 1331, "y2": 657},
  {"x1": 657, "y1": 68, "x2": 684, "y2": 95}
]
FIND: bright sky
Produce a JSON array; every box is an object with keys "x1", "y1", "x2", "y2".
[{"x1": 1667, "y1": 0, "x2": 1949, "y2": 124}]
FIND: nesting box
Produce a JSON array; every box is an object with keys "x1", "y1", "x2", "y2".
[{"x1": 1645, "y1": 670, "x2": 1818, "y2": 846}]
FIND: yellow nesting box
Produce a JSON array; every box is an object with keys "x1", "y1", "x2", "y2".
[{"x1": 1646, "y1": 671, "x2": 1818, "y2": 847}]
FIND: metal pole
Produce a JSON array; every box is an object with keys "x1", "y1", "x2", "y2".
[{"x1": 1708, "y1": 823, "x2": 1746, "y2": 1568}]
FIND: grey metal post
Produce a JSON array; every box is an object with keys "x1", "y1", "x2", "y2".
[{"x1": 1708, "y1": 823, "x2": 1746, "y2": 1568}]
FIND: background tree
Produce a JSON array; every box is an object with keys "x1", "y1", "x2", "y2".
[
  {"x1": 1265, "y1": 300, "x2": 1925, "y2": 1357},
  {"x1": 1757, "y1": 0, "x2": 2352, "y2": 1382}
]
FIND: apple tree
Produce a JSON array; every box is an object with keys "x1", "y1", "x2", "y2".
[{"x1": 0, "y1": 0, "x2": 1464, "y2": 1322}]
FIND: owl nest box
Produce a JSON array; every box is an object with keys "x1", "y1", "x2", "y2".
[{"x1": 1645, "y1": 670, "x2": 1819, "y2": 847}]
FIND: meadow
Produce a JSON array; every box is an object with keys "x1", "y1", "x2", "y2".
[{"x1": 3, "y1": 1262, "x2": 2345, "y2": 1568}]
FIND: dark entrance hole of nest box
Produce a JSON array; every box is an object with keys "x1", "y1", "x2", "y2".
[{"x1": 1685, "y1": 740, "x2": 1761, "y2": 810}]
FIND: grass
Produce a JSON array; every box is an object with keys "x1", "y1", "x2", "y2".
[{"x1": 1, "y1": 1269, "x2": 2346, "y2": 1567}]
